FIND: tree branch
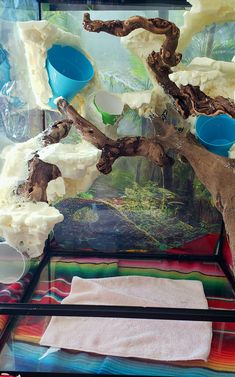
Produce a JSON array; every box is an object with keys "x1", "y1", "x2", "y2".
[
  {"x1": 147, "y1": 52, "x2": 235, "y2": 119},
  {"x1": 151, "y1": 117, "x2": 235, "y2": 264},
  {"x1": 17, "y1": 157, "x2": 61, "y2": 202},
  {"x1": 57, "y1": 98, "x2": 174, "y2": 174},
  {"x1": 41, "y1": 119, "x2": 73, "y2": 146},
  {"x1": 17, "y1": 119, "x2": 72, "y2": 202},
  {"x1": 83, "y1": 13, "x2": 181, "y2": 67},
  {"x1": 83, "y1": 13, "x2": 235, "y2": 119},
  {"x1": 57, "y1": 98, "x2": 115, "y2": 149},
  {"x1": 17, "y1": 102, "x2": 172, "y2": 201}
]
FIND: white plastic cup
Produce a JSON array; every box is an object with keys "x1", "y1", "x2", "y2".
[
  {"x1": 94, "y1": 90, "x2": 124, "y2": 125},
  {"x1": 0, "y1": 242, "x2": 30, "y2": 284}
]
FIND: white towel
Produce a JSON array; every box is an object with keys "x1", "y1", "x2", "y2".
[{"x1": 40, "y1": 276, "x2": 212, "y2": 361}]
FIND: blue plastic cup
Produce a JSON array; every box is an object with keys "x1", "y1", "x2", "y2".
[
  {"x1": 194, "y1": 115, "x2": 210, "y2": 133},
  {"x1": 195, "y1": 114, "x2": 235, "y2": 157},
  {"x1": 46, "y1": 44, "x2": 94, "y2": 109}
]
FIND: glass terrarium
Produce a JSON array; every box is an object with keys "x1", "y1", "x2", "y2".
[{"x1": 0, "y1": 0, "x2": 235, "y2": 376}]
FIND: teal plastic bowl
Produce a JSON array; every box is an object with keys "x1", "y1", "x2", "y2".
[
  {"x1": 46, "y1": 44, "x2": 94, "y2": 108},
  {"x1": 195, "y1": 114, "x2": 235, "y2": 157}
]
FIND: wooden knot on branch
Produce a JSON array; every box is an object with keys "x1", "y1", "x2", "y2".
[
  {"x1": 42, "y1": 119, "x2": 73, "y2": 146},
  {"x1": 179, "y1": 85, "x2": 235, "y2": 118},
  {"x1": 16, "y1": 117, "x2": 73, "y2": 203},
  {"x1": 83, "y1": 13, "x2": 124, "y2": 36},
  {"x1": 97, "y1": 145, "x2": 117, "y2": 174},
  {"x1": 17, "y1": 157, "x2": 61, "y2": 202}
]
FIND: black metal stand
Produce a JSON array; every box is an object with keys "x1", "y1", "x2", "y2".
[{"x1": 36, "y1": 0, "x2": 189, "y2": 11}]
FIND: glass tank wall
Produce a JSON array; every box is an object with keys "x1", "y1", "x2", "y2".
[
  {"x1": 1, "y1": 0, "x2": 234, "y2": 254},
  {"x1": 0, "y1": 1, "x2": 235, "y2": 376},
  {"x1": 40, "y1": 1, "x2": 232, "y2": 253},
  {"x1": 0, "y1": 0, "x2": 42, "y2": 171}
]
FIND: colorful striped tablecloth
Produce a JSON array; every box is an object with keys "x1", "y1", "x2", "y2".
[
  {"x1": 0, "y1": 260, "x2": 39, "y2": 334},
  {"x1": 1, "y1": 254, "x2": 235, "y2": 376}
]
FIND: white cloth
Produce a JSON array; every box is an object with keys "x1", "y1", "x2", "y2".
[{"x1": 40, "y1": 276, "x2": 212, "y2": 361}]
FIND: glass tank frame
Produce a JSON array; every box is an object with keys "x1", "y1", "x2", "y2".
[{"x1": 0, "y1": 0, "x2": 235, "y2": 376}]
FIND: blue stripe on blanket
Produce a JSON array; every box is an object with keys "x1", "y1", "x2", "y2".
[{"x1": 2, "y1": 341, "x2": 235, "y2": 377}]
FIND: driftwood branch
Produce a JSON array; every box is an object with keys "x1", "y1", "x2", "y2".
[
  {"x1": 16, "y1": 96, "x2": 235, "y2": 266},
  {"x1": 42, "y1": 119, "x2": 73, "y2": 146},
  {"x1": 147, "y1": 52, "x2": 235, "y2": 119},
  {"x1": 17, "y1": 103, "x2": 172, "y2": 200},
  {"x1": 17, "y1": 158, "x2": 61, "y2": 202},
  {"x1": 57, "y1": 98, "x2": 174, "y2": 174},
  {"x1": 83, "y1": 13, "x2": 181, "y2": 67},
  {"x1": 151, "y1": 118, "x2": 235, "y2": 260},
  {"x1": 17, "y1": 119, "x2": 72, "y2": 202},
  {"x1": 83, "y1": 13, "x2": 235, "y2": 119}
]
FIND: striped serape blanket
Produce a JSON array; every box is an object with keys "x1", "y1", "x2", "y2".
[
  {"x1": 0, "y1": 260, "x2": 39, "y2": 333},
  {"x1": 1, "y1": 254, "x2": 235, "y2": 376}
]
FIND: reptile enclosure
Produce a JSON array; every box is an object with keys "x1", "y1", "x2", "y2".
[{"x1": 0, "y1": 0, "x2": 235, "y2": 376}]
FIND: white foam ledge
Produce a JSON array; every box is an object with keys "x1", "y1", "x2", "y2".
[
  {"x1": 0, "y1": 136, "x2": 102, "y2": 257},
  {"x1": 0, "y1": 136, "x2": 42, "y2": 205},
  {"x1": 170, "y1": 57, "x2": 235, "y2": 99},
  {"x1": 39, "y1": 140, "x2": 102, "y2": 180},
  {"x1": 17, "y1": 20, "x2": 95, "y2": 110},
  {"x1": 0, "y1": 202, "x2": 63, "y2": 258},
  {"x1": 179, "y1": 0, "x2": 235, "y2": 51}
]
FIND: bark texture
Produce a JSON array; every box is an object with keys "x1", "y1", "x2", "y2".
[
  {"x1": 57, "y1": 99, "x2": 174, "y2": 174},
  {"x1": 17, "y1": 119, "x2": 72, "y2": 202}
]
